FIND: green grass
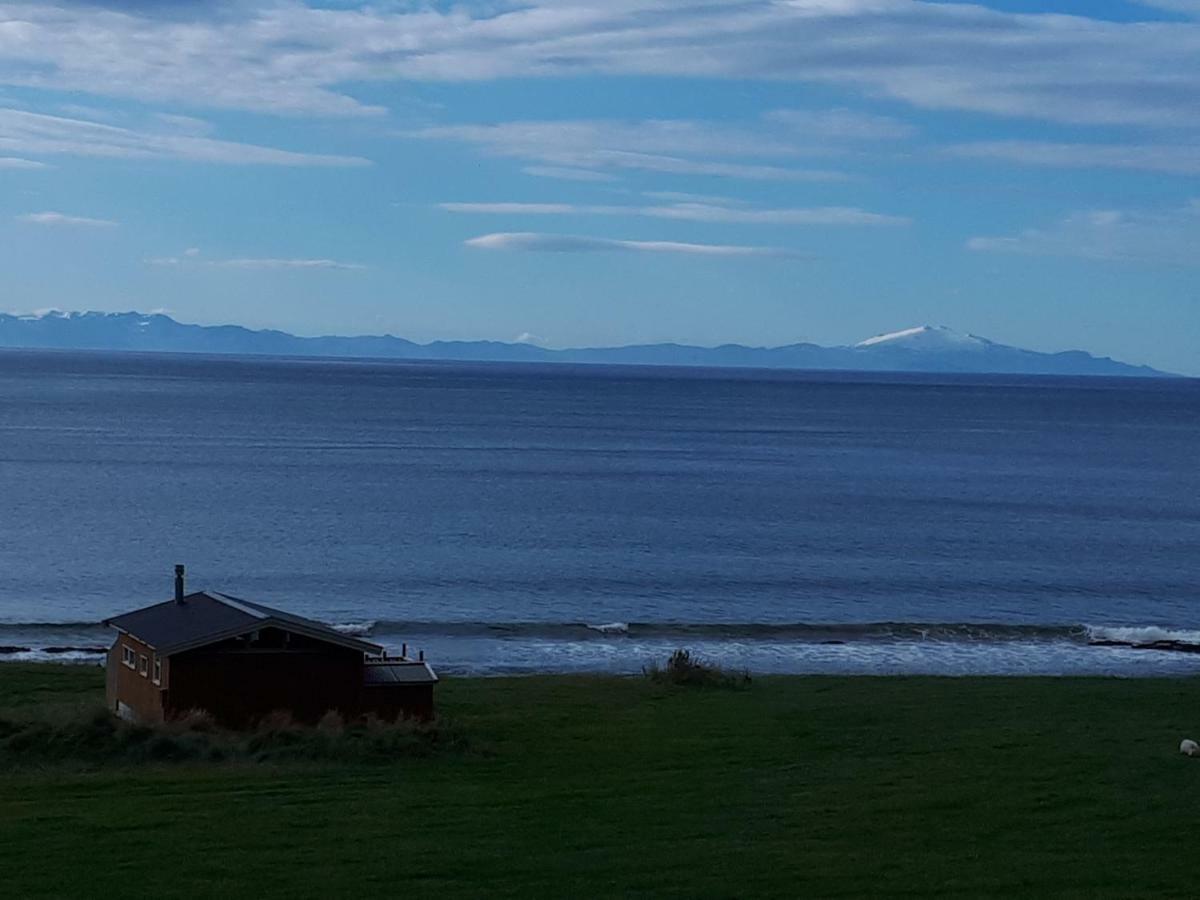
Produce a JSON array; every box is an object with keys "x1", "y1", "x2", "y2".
[{"x1": 2, "y1": 664, "x2": 1200, "y2": 898}]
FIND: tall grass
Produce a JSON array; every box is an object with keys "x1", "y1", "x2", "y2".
[
  {"x1": 643, "y1": 649, "x2": 751, "y2": 689},
  {"x1": 0, "y1": 704, "x2": 465, "y2": 768}
]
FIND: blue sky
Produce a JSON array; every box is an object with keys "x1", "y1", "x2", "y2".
[{"x1": 1, "y1": 0, "x2": 1198, "y2": 373}]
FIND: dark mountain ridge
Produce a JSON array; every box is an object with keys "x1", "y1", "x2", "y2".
[{"x1": 0, "y1": 311, "x2": 1171, "y2": 377}]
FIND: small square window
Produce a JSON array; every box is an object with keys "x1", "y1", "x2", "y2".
[
  {"x1": 138, "y1": 654, "x2": 149, "y2": 677},
  {"x1": 122, "y1": 646, "x2": 136, "y2": 669},
  {"x1": 152, "y1": 657, "x2": 162, "y2": 685}
]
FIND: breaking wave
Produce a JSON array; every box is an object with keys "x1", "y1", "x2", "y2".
[
  {"x1": 1083, "y1": 625, "x2": 1200, "y2": 647},
  {"x1": 321, "y1": 619, "x2": 1200, "y2": 650},
  {"x1": 331, "y1": 621, "x2": 377, "y2": 636},
  {"x1": 7, "y1": 620, "x2": 1200, "y2": 668}
]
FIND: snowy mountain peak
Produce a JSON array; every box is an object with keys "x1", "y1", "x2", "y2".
[{"x1": 855, "y1": 325, "x2": 991, "y2": 351}]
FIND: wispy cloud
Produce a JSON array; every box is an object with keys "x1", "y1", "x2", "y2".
[
  {"x1": 967, "y1": 200, "x2": 1200, "y2": 266},
  {"x1": 411, "y1": 119, "x2": 849, "y2": 182},
  {"x1": 0, "y1": 156, "x2": 48, "y2": 169},
  {"x1": 443, "y1": 203, "x2": 586, "y2": 216},
  {"x1": 0, "y1": 108, "x2": 369, "y2": 167},
  {"x1": 764, "y1": 108, "x2": 917, "y2": 140},
  {"x1": 945, "y1": 141, "x2": 1200, "y2": 176},
  {"x1": 148, "y1": 253, "x2": 365, "y2": 270},
  {"x1": 17, "y1": 211, "x2": 117, "y2": 227},
  {"x1": 440, "y1": 201, "x2": 909, "y2": 226},
  {"x1": 1, "y1": 2, "x2": 1198, "y2": 128},
  {"x1": 643, "y1": 203, "x2": 908, "y2": 226},
  {"x1": 213, "y1": 258, "x2": 367, "y2": 271},
  {"x1": 464, "y1": 232, "x2": 795, "y2": 257},
  {"x1": 522, "y1": 166, "x2": 617, "y2": 183}
]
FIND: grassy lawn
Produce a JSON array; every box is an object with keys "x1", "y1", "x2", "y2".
[{"x1": 2, "y1": 664, "x2": 1200, "y2": 898}]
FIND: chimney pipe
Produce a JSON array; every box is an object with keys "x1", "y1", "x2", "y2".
[{"x1": 174, "y1": 564, "x2": 185, "y2": 604}]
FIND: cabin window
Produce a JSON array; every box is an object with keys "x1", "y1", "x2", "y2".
[
  {"x1": 122, "y1": 645, "x2": 136, "y2": 669},
  {"x1": 152, "y1": 656, "x2": 162, "y2": 685},
  {"x1": 138, "y1": 654, "x2": 149, "y2": 677}
]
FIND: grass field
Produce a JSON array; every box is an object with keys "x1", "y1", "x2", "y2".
[{"x1": 2, "y1": 664, "x2": 1200, "y2": 898}]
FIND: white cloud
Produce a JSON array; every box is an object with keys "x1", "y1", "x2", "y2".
[
  {"x1": 153, "y1": 113, "x2": 215, "y2": 137},
  {"x1": 439, "y1": 200, "x2": 909, "y2": 226},
  {"x1": 513, "y1": 331, "x2": 543, "y2": 344},
  {"x1": 0, "y1": 1, "x2": 1198, "y2": 128},
  {"x1": 644, "y1": 202, "x2": 909, "y2": 226},
  {"x1": 464, "y1": 231, "x2": 795, "y2": 257},
  {"x1": 442, "y1": 202, "x2": 586, "y2": 215},
  {"x1": 764, "y1": 108, "x2": 916, "y2": 140},
  {"x1": 413, "y1": 119, "x2": 846, "y2": 182},
  {"x1": 148, "y1": 254, "x2": 365, "y2": 270},
  {"x1": 0, "y1": 107, "x2": 369, "y2": 167},
  {"x1": 17, "y1": 211, "x2": 117, "y2": 227},
  {"x1": 945, "y1": 141, "x2": 1200, "y2": 176},
  {"x1": 522, "y1": 166, "x2": 617, "y2": 183},
  {"x1": 967, "y1": 199, "x2": 1200, "y2": 266},
  {"x1": 0, "y1": 156, "x2": 47, "y2": 168},
  {"x1": 213, "y1": 258, "x2": 367, "y2": 270},
  {"x1": 641, "y1": 191, "x2": 750, "y2": 206}
]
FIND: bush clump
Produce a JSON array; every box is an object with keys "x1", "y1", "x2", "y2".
[
  {"x1": 0, "y1": 705, "x2": 465, "y2": 769},
  {"x1": 644, "y1": 649, "x2": 751, "y2": 690}
]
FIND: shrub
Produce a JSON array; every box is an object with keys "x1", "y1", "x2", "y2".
[{"x1": 644, "y1": 649, "x2": 751, "y2": 690}]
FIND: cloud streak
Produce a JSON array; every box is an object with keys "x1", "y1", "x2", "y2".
[
  {"x1": 464, "y1": 232, "x2": 795, "y2": 257},
  {"x1": 17, "y1": 211, "x2": 117, "y2": 227},
  {"x1": 148, "y1": 254, "x2": 365, "y2": 270},
  {"x1": 1, "y1": 1, "x2": 1198, "y2": 129},
  {"x1": 946, "y1": 141, "x2": 1200, "y2": 177},
  {"x1": 0, "y1": 156, "x2": 48, "y2": 169},
  {"x1": 440, "y1": 200, "x2": 909, "y2": 226},
  {"x1": 0, "y1": 108, "x2": 369, "y2": 167},
  {"x1": 414, "y1": 119, "x2": 849, "y2": 182},
  {"x1": 967, "y1": 200, "x2": 1200, "y2": 266}
]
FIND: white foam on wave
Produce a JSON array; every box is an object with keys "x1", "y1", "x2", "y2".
[
  {"x1": 1085, "y1": 625, "x2": 1200, "y2": 645},
  {"x1": 12, "y1": 650, "x2": 104, "y2": 664},
  {"x1": 587, "y1": 622, "x2": 629, "y2": 635},
  {"x1": 332, "y1": 621, "x2": 376, "y2": 636}
]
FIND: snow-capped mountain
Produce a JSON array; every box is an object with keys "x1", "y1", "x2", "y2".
[
  {"x1": 0, "y1": 311, "x2": 1171, "y2": 377},
  {"x1": 855, "y1": 325, "x2": 991, "y2": 350}
]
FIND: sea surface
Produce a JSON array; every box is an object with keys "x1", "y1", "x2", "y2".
[{"x1": 1, "y1": 349, "x2": 1198, "y2": 676}]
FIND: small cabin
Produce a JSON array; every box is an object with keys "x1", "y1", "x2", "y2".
[{"x1": 103, "y1": 567, "x2": 436, "y2": 726}]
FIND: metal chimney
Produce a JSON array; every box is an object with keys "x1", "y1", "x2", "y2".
[{"x1": 174, "y1": 564, "x2": 186, "y2": 604}]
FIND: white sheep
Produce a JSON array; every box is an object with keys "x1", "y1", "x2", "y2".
[{"x1": 1180, "y1": 739, "x2": 1199, "y2": 757}]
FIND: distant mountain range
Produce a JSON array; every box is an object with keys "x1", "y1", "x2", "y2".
[{"x1": 0, "y1": 311, "x2": 1172, "y2": 377}]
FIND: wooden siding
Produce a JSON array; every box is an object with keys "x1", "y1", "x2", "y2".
[
  {"x1": 166, "y1": 634, "x2": 364, "y2": 727},
  {"x1": 107, "y1": 625, "x2": 435, "y2": 727},
  {"x1": 106, "y1": 635, "x2": 166, "y2": 723}
]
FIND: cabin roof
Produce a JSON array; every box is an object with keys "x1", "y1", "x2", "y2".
[
  {"x1": 103, "y1": 591, "x2": 383, "y2": 657},
  {"x1": 363, "y1": 660, "x2": 439, "y2": 685}
]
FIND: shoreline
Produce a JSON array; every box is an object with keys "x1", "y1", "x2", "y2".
[{"x1": 10, "y1": 618, "x2": 1200, "y2": 677}]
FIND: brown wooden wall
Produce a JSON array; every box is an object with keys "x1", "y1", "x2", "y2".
[
  {"x1": 106, "y1": 635, "x2": 166, "y2": 723},
  {"x1": 166, "y1": 645, "x2": 364, "y2": 726},
  {"x1": 107, "y1": 627, "x2": 435, "y2": 727}
]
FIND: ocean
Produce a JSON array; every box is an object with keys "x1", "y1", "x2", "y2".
[{"x1": 1, "y1": 349, "x2": 1198, "y2": 676}]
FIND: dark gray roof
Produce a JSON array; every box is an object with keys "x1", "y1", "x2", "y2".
[
  {"x1": 103, "y1": 591, "x2": 382, "y2": 656},
  {"x1": 362, "y1": 661, "x2": 439, "y2": 685}
]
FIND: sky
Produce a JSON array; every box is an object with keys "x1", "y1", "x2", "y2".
[{"x1": 1, "y1": 0, "x2": 1198, "y2": 374}]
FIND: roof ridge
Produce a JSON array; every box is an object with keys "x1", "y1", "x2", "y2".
[{"x1": 206, "y1": 591, "x2": 268, "y2": 619}]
